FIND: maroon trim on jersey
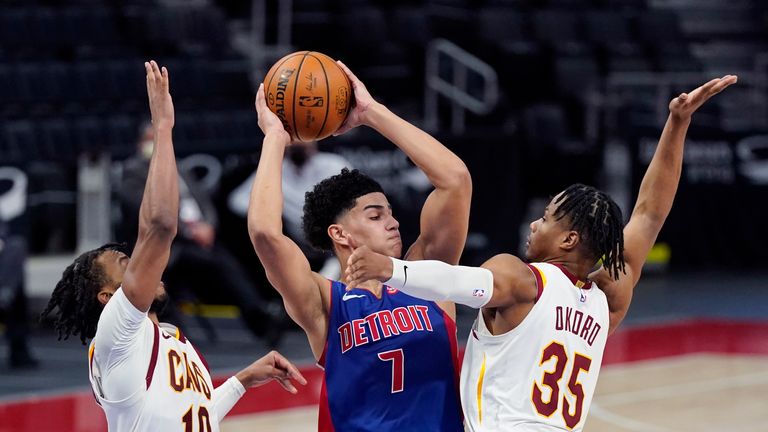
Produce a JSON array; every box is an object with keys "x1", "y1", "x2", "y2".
[
  {"x1": 317, "y1": 279, "x2": 334, "y2": 369},
  {"x1": 87, "y1": 344, "x2": 102, "y2": 406},
  {"x1": 193, "y1": 344, "x2": 211, "y2": 374},
  {"x1": 317, "y1": 372, "x2": 335, "y2": 432},
  {"x1": 177, "y1": 327, "x2": 187, "y2": 344},
  {"x1": 440, "y1": 308, "x2": 464, "y2": 423},
  {"x1": 551, "y1": 263, "x2": 593, "y2": 290},
  {"x1": 527, "y1": 264, "x2": 545, "y2": 302},
  {"x1": 145, "y1": 323, "x2": 160, "y2": 389}
]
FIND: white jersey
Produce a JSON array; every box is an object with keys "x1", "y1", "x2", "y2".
[
  {"x1": 461, "y1": 262, "x2": 609, "y2": 431},
  {"x1": 88, "y1": 288, "x2": 243, "y2": 431}
]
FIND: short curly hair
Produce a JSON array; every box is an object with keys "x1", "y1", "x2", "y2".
[{"x1": 302, "y1": 168, "x2": 384, "y2": 251}]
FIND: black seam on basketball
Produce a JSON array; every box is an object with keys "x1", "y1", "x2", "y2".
[
  {"x1": 308, "y1": 52, "x2": 331, "y2": 140},
  {"x1": 265, "y1": 52, "x2": 304, "y2": 105},
  {"x1": 292, "y1": 52, "x2": 310, "y2": 141}
]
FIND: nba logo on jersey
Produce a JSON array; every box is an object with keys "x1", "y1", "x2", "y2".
[
  {"x1": 386, "y1": 286, "x2": 398, "y2": 294},
  {"x1": 472, "y1": 289, "x2": 485, "y2": 297}
]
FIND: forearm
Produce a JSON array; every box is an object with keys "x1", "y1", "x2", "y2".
[
  {"x1": 211, "y1": 376, "x2": 246, "y2": 420},
  {"x1": 632, "y1": 115, "x2": 690, "y2": 222},
  {"x1": 248, "y1": 132, "x2": 289, "y2": 238},
  {"x1": 385, "y1": 258, "x2": 493, "y2": 308},
  {"x1": 139, "y1": 125, "x2": 178, "y2": 235},
  {"x1": 365, "y1": 103, "x2": 469, "y2": 190}
]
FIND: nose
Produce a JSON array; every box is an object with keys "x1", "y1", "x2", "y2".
[
  {"x1": 529, "y1": 218, "x2": 540, "y2": 232},
  {"x1": 388, "y1": 215, "x2": 400, "y2": 231}
]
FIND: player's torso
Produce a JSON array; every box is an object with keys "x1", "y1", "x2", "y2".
[
  {"x1": 320, "y1": 280, "x2": 463, "y2": 432},
  {"x1": 461, "y1": 262, "x2": 609, "y2": 432},
  {"x1": 91, "y1": 323, "x2": 219, "y2": 432}
]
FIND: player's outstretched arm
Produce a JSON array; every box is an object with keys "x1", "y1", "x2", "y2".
[
  {"x1": 211, "y1": 350, "x2": 307, "y2": 420},
  {"x1": 335, "y1": 61, "x2": 472, "y2": 266},
  {"x1": 248, "y1": 84, "x2": 329, "y2": 358},
  {"x1": 346, "y1": 246, "x2": 536, "y2": 309},
  {"x1": 122, "y1": 61, "x2": 179, "y2": 312},
  {"x1": 593, "y1": 75, "x2": 738, "y2": 334}
]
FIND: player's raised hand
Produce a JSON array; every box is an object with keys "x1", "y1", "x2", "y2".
[
  {"x1": 145, "y1": 60, "x2": 174, "y2": 129},
  {"x1": 345, "y1": 245, "x2": 393, "y2": 288},
  {"x1": 255, "y1": 83, "x2": 290, "y2": 143},
  {"x1": 334, "y1": 60, "x2": 378, "y2": 136},
  {"x1": 669, "y1": 75, "x2": 737, "y2": 120},
  {"x1": 236, "y1": 350, "x2": 307, "y2": 394}
]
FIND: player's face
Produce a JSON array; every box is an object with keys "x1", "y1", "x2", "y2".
[
  {"x1": 525, "y1": 194, "x2": 570, "y2": 262},
  {"x1": 339, "y1": 192, "x2": 402, "y2": 257},
  {"x1": 96, "y1": 250, "x2": 167, "y2": 301}
]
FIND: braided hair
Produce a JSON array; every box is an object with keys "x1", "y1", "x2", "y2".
[
  {"x1": 553, "y1": 184, "x2": 626, "y2": 280},
  {"x1": 303, "y1": 168, "x2": 385, "y2": 251},
  {"x1": 40, "y1": 243, "x2": 127, "y2": 345}
]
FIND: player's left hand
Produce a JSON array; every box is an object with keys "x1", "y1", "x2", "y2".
[
  {"x1": 669, "y1": 74, "x2": 737, "y2": 120},
  {"x1": 345, "y1": 245, "x2": 394, "y2": 288},
  {"x1": 333, "y1": 61, "x2": 379, "y2": 136},
  {"x1": 255, "y1": 83, "x2": 291, "y2": 144},
  {"x1": 236, "y1": 350, "x2": 307, "y2": 394}
]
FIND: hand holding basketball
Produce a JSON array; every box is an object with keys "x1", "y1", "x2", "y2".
[
  {"x1": 255, "y1": 83, "x2": 290, "y2": 143},
  {"x1": 333, "y1": 61, "x2": 378, "y2": 136},
  {"x1": 669, "y1": 75, "x2": 737, "y2": 120}
]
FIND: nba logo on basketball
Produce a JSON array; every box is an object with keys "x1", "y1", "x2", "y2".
[{"x1": 299, "y1": 96, "x2": 324, "y2": 107}]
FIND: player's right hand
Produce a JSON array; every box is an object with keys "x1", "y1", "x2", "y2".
[
  {"x1": 334, "y1": 61, "x2": 378, "y2": 136},
  {"x1": 255, "y1": 83, "x2": 290, "y2": 143},
  {"x1": 669, "y1": 75, "x2": 737, "y2": 120},
  {"x1": 145, "y1": 60, "x2": 174, "y2": 129}
]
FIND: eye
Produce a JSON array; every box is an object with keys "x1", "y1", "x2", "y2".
[{"x1": 369, "y1": 215, "x2": 381, "y2": 221}]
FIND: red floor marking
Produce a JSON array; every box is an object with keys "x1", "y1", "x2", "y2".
[{"x1": 2, "y1": 319, "x2": 767, "y2": 432}]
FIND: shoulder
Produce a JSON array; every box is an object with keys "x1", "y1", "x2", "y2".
[{"x1": 482, "y1": 254, "x2": 538, "y2": 304}]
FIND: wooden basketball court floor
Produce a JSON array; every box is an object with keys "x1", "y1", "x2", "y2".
[{"x1": 2, "y1": 319, "x2": 766, "y2": 432}]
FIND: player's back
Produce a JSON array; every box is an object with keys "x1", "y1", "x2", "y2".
[
  {"x1": 461, "y1": 262, "x2": 609, "y2": 431},
  {"x1": 319, "y1": 280, "x2": 463, "y2": 431}
]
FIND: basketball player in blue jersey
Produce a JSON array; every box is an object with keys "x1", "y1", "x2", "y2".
[
  {"x1": 345, "y1": 75, "x2": 737, "y2": 431},
  {"x1": 249, "y1": 61, "x2": 468, "y2": 431}
]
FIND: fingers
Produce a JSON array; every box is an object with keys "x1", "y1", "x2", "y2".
[
  {"x1": 710, "y1": 74, "x2": 737, "y2": 94},
  {"x1": 272, "y1": 351, "x2": 307, "y2": 385},
  {"x1": 276, "y1": 376, "x2": 298, "y2": 394},
  {"x1": 255, "y1": 83, "x2": 267, "y2": 112},
  {"x1": 336, "y1": 60, "x2": 359, "y2": 84}
]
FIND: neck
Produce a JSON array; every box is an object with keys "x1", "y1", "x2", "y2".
[
  {"x1": 541, "y1": 257, "x2": 594, "y2": 281},
  {"x1": 335, "y1": 248, "x2": 384, "y2": 296},
  {"x1": 149, "y1": 312, "x2": 160, "y2": 325}
]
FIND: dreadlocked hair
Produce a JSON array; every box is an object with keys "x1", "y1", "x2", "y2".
[
  {"x1": 302, "y1": 168, "x2": 384, "y2": 251},
  {"x1": 40, "y1": 243, "x2": 127, "y2": 345},
  {"x1": 553, "y1": 184, "x2": 626, "y2": 280}
]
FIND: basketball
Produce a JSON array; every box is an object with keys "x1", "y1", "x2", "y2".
[{"x1": 263, "y1": 51, "x2": 352, "y2": 142}]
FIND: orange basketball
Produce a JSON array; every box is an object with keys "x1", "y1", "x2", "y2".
[{"x1": 263, "y1": 51, "x2": 352, "y2": 142}]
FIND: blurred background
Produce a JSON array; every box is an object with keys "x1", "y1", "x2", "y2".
[{"x1": 0, "y1": 0, "x2": 766, "y2": 431}]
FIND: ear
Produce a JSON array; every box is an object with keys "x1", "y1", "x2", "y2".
[
  {"x1": 328, "y1": 223, "x2": 352, "y2": 248},
  {"x1": 560, "y1": 230, "x2": 580, "y2": 252},
  {"x1": 97, "y1": 289, "x2": 114, "y2": 306}
]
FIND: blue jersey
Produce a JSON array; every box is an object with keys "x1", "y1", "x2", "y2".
[{"x1": 318, "y1": 280, "x2": 463, "y2": 431}]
